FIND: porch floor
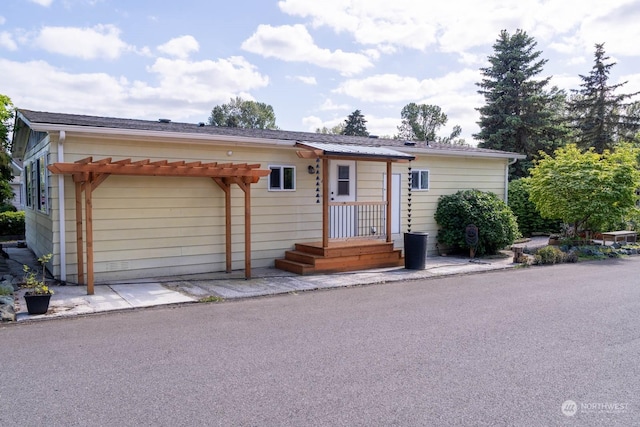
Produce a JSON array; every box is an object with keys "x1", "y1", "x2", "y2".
[{"x1": 275, "y1": 239, "x2": 404, "y2": 275}]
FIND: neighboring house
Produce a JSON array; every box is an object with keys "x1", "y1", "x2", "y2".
[
  {"x1": 11, "y1": 109, "x2": 525, "y2": 291},
  {"x1": 9, "y1": 158, "x2": 23, "y2": 210}
]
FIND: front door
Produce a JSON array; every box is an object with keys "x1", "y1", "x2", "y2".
[{"x1": 329, "y1": 160, "x2": 356, "y2": 238}]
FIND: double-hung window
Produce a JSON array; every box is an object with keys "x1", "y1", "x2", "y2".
[
  {"x1": 268, "y1": 165, "x2": 296, "y2": 191},
  {"x1": 411, "y1": 169, "x2": 429, "y2": 191}
]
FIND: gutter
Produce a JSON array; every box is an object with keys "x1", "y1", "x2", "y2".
[
  {"x1": 504, "y1": 157, "x2": 518, "y2": 202},
  {"x1": 57, "y1": 131, "x2": 67, "y2": 282}
]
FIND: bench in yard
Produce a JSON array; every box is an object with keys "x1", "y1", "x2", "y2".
[{"x1": 601, "y1": 231, "x2": 637, "y2": 245}]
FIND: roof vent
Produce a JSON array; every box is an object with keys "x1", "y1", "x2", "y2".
[
  {"x1": 404, "y1": 141, "x2": 416, "y2": 146},
  {"x1": 198, "y1": 122, "x2": 205, "y2": 127},
  {"x1": 158, "y1": 118, "x2": 171, "y2": 123},
  {"x1": 368, "y1": 135, "x2": 379, "y2": 139}
]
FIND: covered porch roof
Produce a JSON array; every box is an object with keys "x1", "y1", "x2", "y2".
[{"x1": 295, "y1": 141, "x2": 415, "y2": 162}]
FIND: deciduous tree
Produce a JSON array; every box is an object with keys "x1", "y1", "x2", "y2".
[
  {"x1": 397, "y1": 103, "x2": 447, "y2": 142},
  {"x1": 208, "y1": 97, "x2": 277, "y2": 129},
  {"x1": 527, "y1": 144, "x2": 640, "y2": 235},
  {"x1": 0, "y1": 94, "x2": 14, "y2": 206}
]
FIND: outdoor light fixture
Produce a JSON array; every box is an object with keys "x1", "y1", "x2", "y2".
[{"x1": 308, "y1": 165, "x2": 316, "y2": 174}]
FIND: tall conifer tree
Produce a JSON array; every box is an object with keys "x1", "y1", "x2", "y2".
[
  {"x1": 568, "y1": 43, "x2": 640, "y2": 153},
  {"x1": 475, "y1": 29, "x2": 567, "y2": 179}
]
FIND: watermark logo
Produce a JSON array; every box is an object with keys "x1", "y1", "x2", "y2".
[
  {"x1": 562, "y1": 400, "x2": 578, "y2": 417},
  {"x1": 562, "y1": 399, "x2": 628, "y2": 417}
]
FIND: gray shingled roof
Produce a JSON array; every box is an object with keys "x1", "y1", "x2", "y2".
[{"x1": 18, "y1": 109, "x2": 524, "y2": 157}]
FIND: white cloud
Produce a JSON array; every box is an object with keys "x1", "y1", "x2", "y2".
[
  {"x1": 278, "y1": 0, "x2": 640, "y2": 65},
  {"x1": 319, "y1": 99, "x2": 349, "y2": 111},
  {"x1": 34, "y1": 24, "x2": 131, "y2": 60},
  {"x1": 291, "y1": 75, "x2": 317, "y2": 85},
  {"x1": 157, "y1": 35, "x2": 199, "y2": 59},
  {"x1": 334, "y1": 69, "x2": 480, "y2": 103},
  {"x1": 29, "y1": 0, "x2": 53, "y2": 6},
  {"x1": 0, "y1": 32, "x2": 17, "y2": 50},
  {"x1": 0, "y1": 16, "x2": 5, "y2": 25},
  {"x1": 241, "y1": 24, "x2": 373, "y2": 76},
  {"x1": 0, "y1": 55, "x2": 269, "y2": 122}
]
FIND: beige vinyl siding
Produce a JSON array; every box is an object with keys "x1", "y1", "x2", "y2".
[
  {"x1": 57, "y1": 135, "x2": 323, "y2": 282},
  {"x1": 400, "y1": 155, "x2": 508, "y2": 256},
  {"x1": 23, "y1": 135, "x2": 54, "y2": 263}
]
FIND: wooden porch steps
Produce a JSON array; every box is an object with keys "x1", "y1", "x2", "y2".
[{"x1": 275, "y1": 240, "x2": 404, "y2": 275}]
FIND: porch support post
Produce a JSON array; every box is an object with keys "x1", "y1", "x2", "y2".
[
  {"x1": 386, "y1": 161, "x2": 392, "y2": 243},
  {"x1": 322, "y1": 157, "x2": 329, "y2": 248}
]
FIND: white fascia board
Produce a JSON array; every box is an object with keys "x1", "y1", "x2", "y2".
[
  {"x1": 28, "y1": 123, "x2": 298, "y2": 148},
  {"x1": 402, "y1": 146, "x2": 526, "y2": 160}
]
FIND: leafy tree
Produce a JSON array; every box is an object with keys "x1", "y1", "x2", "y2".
[
  {"x1": 435, "y1": 189, "x2": 521, "y2": 256},
  {"x1": 342, "y1": 110, "x2": 369, "y2": 136},
  {"x1": 568, "y1": 43, "x2": 640, "y2": 153},
  {"x1": 208, "y1": 97, "x2": 277, "y2": 129},
  {"x1": 316, "y1": 123, "x2": 345, "y2": 134},
  {"x1": 397, "y1": 103, "x2": 447, "y2": 142},
  {"x1": 0, "y1": 94, "x2": 14, "y2": 206},
  {"x1": 508, "y1": 178, "x2": 561, "y2": 236},
  {"x1": 527, "y1": 144, "x2": 640, "y2": 236},
  {"x1": 475, "y1": 29, "x2": 569, "y2": 179}
]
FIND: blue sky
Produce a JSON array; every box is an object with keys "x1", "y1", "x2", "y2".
[{"x1": 1, "y1": 0, "x2": 640, "y2": 143}]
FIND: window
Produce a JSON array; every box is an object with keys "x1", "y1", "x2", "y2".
[
  {"x1": 411, "y1": 169, "x2": 429, "y2": 190},
  {"x1": 337, "y1": 165, "x2": 350, "y2": 196},
  {"x1": 25, "y1": 154, "x2": 49, "y2": 212},
  {"x1": 268, "y1": 165, "x2": 296, "y2": 191}
]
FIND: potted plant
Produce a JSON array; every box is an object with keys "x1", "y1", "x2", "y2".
[{"x1": 22, "y1": 253, "x2": 53, "y2": 315}]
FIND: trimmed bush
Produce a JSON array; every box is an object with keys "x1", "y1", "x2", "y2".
[
  {"x1": 508, "y1": 179, "x2": 561, "y2": 236},
  {"x1": 0, "y1": 210, "x2": 25, "y2": 236},
  {"x1": 0, "y1": 204, "x2": 17, "y2": 213},
  {"x1": 534, "y1": 245, "x2": 565, "y2": 264},
  {"x1": 435, "y1": 189, "x2": 521, "y2": 256}
]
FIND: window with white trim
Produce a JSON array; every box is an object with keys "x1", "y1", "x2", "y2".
[
  {"x1": 411, "y1": 169, "x2": 429, "y2": 190},
  {"x1": 268, "y1": 165, "x2": 296, "y2": 191},
  {"x1": 25, "y1": 155, "x2": 49, "y2": 212}
]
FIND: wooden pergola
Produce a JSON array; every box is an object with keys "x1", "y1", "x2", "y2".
[{"x1": 48, "y1": 157, "x2": 270, "y2": 295}]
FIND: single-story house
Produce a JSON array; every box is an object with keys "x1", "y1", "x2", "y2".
[{"x1": 11, "y1": 109, "x2": 525, "y2": 293}]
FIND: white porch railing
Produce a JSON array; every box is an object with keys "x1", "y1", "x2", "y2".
[{"x1": 329, "y1": 201, "x2": 387, "y2": 239}]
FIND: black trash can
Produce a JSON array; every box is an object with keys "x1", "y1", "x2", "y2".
[{"x1": 404, "y1": 232, "x2": 428, "y2": 269}]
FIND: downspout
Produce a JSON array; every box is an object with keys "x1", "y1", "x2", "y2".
[
  {"x1": 504, "y1": 158, "x2": 518, "y2": 203},
  {"x1": 57, "y1": 131, "x2": 67, "y2": 282}
]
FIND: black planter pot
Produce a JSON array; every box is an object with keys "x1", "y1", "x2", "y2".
[{"x1": 24, "y1": 293, "x2": 52, "y2": 315}]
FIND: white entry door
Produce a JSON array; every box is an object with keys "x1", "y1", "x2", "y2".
[
  {"x1": 383, "y1": 173, "x2": 401, "y2": 235},
  {"x1": 329, "y1": 160, "x2": 356, "y2": 238}
]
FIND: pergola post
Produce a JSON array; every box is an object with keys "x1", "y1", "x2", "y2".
[
  {"x1": 322, "y1": 157, "x2": 329, "y2": 248},
  {"x1": 49, "y1": 157, "x2": 269, "y2": 294}
]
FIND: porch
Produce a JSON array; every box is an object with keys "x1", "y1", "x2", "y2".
[{"x1": 275, "y1": 142, "x2": 414, "y2": 275}]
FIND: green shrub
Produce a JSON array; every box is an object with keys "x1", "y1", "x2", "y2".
[
  {"x1": 0, "y1": 204, "x2": 17, "y2": 213},
  {"x1": 435, "y1": 189, "x2": 521, "y2": 256},
  {"x1": 534, "y1": 245, "x2": 565, "y2": 264},
  {"x1": 0, "y1": 210, "x2": 25, "y2": 236},
  {"x1": 508, "y1": 179, "x2": 561, "y2": 236}
]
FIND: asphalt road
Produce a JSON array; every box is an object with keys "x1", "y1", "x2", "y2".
[{"x1": 2, "y1": 258, "x2": 640, "y2": 426}]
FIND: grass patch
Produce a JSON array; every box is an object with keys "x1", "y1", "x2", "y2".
[{"x1": 199, "y1": 295, "x2": 224, "y2": 303}]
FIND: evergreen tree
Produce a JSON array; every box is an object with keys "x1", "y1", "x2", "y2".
[
  {"x1": 475, "y1": 29, "x2": 568, "y2": 179},
  {"x1": 568, "y1": 43, "x2": 640, "y2": 153},
  {"x1": 342, "y1": 110, "x2": 369, "y2": 137}
]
